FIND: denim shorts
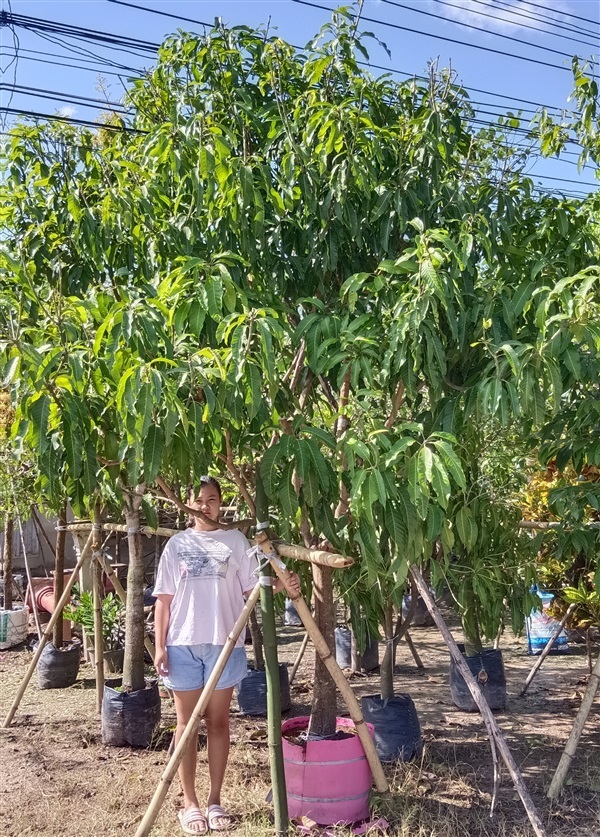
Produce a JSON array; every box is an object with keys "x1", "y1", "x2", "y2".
[{"x1": 162, "y1": 644, "x2": 247, "y2": 692}]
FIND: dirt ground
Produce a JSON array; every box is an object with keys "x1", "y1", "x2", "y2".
[{"x1": 0, "y1": 619, "x2": 599, "y2": 837}]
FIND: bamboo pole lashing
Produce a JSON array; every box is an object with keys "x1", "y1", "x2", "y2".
[
  {"x1": 520, "y1": 603, "x2": 576, "y2": 697},
  {"x1": 134, "y1": 582, "x2": 262, "y2": 837},
  {"x1": 547, "y1": 649, "x2": 600, "y2": 800},
  {"x1": 2, "y1": 530, "x2": 95, "y2": 728},
  {"x1": 409, "y1": 567, "x2": 548, "y2": 837},
  {"x1": 255, "y1": 532, "x2": 389, "y2": 796}
]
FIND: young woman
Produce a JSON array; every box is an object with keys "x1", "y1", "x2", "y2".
[{"x1": 153, "y1": 477, "x2": 299, "y2": 835}]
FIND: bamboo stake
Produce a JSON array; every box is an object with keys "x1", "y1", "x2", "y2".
[
  {"x1": 289, "y1": 632, "x2": 310, "y2": 686},
  {"x1": 256, "y1": 534, "x2": 389, "y2": 795},
  {"x1": 274, "y1": 542, "x2": 354, "y2": 569},
  {"x1": 520, "y1": 604, "x2": 576, "y2": 697},
  {"x1": 2, "y1": 530, "x2": 94, "y2": 728},
  {"x1": 547, "y1": 649, "x2": 600, "y2": 800},
  {"x1": 134, "y1": 582, "x2": 261, "y2": 837},
  {"x1": 92, "y1": 514, "x2": 104, "y2": 715},
  {"x1": 410, "y1": 567, "x2": 548, "y2": 837},
  {"x1": 403, "y1": 630, "x2": 425, "y2": 670}
]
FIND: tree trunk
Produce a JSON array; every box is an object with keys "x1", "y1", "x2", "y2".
[
  {"x1": 248, "y1": 607, "x2": 264, "y2": 671},
  {"x1": 462, "y1": 585, "x2": 483, "y2": 656},
  {"x1": 122, "y1": 485, "x2": 146, "y2": 693},
  {"x1": 3, "y1": 515, "x2": 13, "y2": 612},
  {"x1": 308, "y1": 563, "x2": 337, "y2": 739},
  {"x1": 52, "y1": 505, "x2": 67, "y2": 648},
  {"x1": 380, "y1": 600, "x2": 395, "y2": 701}
]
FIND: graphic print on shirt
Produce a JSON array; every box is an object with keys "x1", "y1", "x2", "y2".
[{"x1": 178, "y1": 539, "x2": 232, "y2": 580}]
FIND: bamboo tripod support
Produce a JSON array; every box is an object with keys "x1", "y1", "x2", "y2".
[
  {"x1": 2, "y1": 530, "x2": 95, "y2": 729},
  {"x1": 520, "y1": 603, "x2": 576, "y2": 697},
  {"x1": 410, "y1": 567, "x2": 548, "y2": 837},
  {"x1": 134, "y1": 582, "x2": 262, "y2": 837},
  {"x1": 255, "y1": 533, "x2": 389, "y2": 796},
  {"x1": 547, "y1": 648, "x2": 600, "y2": 799}
]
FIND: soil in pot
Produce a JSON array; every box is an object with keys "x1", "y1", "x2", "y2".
[
  {"x1": 282, "y1": 716, "x2": 374, "y2": 825},
  {"x1": 236, "y1": 663, "x2": 291, "y2": 716},
  {"x1": 361, "y1": 693, "x2": 422, "y2": 762},
  {"x1": 36, "y1": 640, "x2": 81, "y2": 689},
  {"x1": 449, "y1": 645, "x2": 507, "y2": 711},
  {"x1": 101, "y1": 679, "x2": 161, "y2": 747}
]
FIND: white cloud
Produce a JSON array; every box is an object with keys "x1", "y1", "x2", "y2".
[
  {"x1": 56, "y1": 106, "x2": 76, "y2": 118},
  {"x1": 425, "y1": 0, "x2": 556, "y2": 35}
]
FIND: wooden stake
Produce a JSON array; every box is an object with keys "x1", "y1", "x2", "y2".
[
  {"x1": 134, "y1": 583, "x2": 261, "y2": 837},
  {"x1": 409, "y1": 567, "x2": 548, "y2": 837},
  {"x1": 520, "y1": 603, "x2": 576, "y2": 697},
  {"x1": 92, "y1": 513, "x2": 104, "y2": 715},
  {"x1": 257, "y1": 534, "x2": 389, "y2": 796},
  {"x1": 547, "y1": 649, "x2": 600, "y2": 800},
  {"x1": 2, "y1": 530, "x2": 94, "y2": 728},
  {"x1": 289, "y1": 632, "x2": 310, "y2": 686}
]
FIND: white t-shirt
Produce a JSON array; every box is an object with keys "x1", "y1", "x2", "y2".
[{"x1": 153, "y1": 528, "x2": 257, "y2": 648}]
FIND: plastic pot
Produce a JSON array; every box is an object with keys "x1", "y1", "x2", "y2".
[
  {"x1": 282, "y1": 715, "x2": 375, "y2": 825},
  {"x1": 88, "y1": 647, "x2": 125, "y2": 676},
  {"x1": 0, "y1": 604, "x2": 29, "y2": 650},
  {"x1": 402, "y1": 590, "x2": 435, "y2": 627},
  {"x1": 449, "y1": 645, "x2": 506, "y2": 711},
  {"x1": 361, "y1": 693, "x2": 422, "y2": 762},
  {"x1": 236, "y1": 664, "x2": 291, "y2": 716},
  {"x1": 334, "y1": 626, "x2": 352, "y2": 669},
  {"x1": 284, "y1": 598, "x2": 303, "y2": 627},
  {"x1": 102, "y1": 679, "x2": 161, "y2": 747},
  {"x1": 37, "y1": 640, "x2": 81, "y2": 689}
]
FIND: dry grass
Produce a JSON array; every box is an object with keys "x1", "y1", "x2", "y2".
[{"x1": 1, "y1": 628, "x2": 599, "y2": 837}]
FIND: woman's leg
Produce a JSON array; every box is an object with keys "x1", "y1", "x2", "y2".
[
  {"x1": 204, "y1": 685, "x2": 235, "y2": 809},
  {"x1": 173, "y1": 688, "x2": 204, "y2": 811}
]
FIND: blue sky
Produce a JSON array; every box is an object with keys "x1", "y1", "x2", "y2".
[{"x1": 2, "y1": 0, "x2": 599, "y2": 196}]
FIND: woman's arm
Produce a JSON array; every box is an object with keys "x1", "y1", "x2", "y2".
[{"x1": 154, "y1": 593, "x2": 173, "y2": 676}]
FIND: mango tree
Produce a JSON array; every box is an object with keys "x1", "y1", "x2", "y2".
[{"x1": 3, "y1": 11, "x2": 600, "y2": 738}]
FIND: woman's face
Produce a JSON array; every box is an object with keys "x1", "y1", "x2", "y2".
[{"x1": 190, "y1": 484, "x2": 221, "y2": 530}]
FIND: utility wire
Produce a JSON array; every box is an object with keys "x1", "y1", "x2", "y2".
[
  {"x1": 105, "y1": 0, "x2": 211, "y2": 28},
  {"x1": 0, "y1": 106, "x2": 146, "y2": 133},
  {"x1": 523, "y1": 0, "x2": 600, "y2": 28},
  {"x1": 2, "y1": 45, "x2": 144, "y2": 78},
  {"x1": 381, "y1": 0, "x2": 598, "y2": 66},
  {"x1": 4, "y1": 84, "x2": 129, "y2": 113},
  {"x1": 4, "y1": 11, "x2": 161, "y2": 52},
  {"x1": 293, "y1": 0, "x2": 581, "y2": 73},
  {"x1": 433, "y1": 0, "x2": 599, "y2": 48}
]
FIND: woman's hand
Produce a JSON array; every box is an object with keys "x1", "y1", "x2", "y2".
[
  {"x1": 273, "y1": 571, "x2": 301, "y2": 597},
  {"x1": 154, "y1": 648, "x2": 169, "y2": 677}
]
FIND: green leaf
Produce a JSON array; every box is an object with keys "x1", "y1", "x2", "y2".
[
  {"x1": 143, "y1": 425, "x2": 164, "y2": 483},
  {"x1": 432, "y1": 440, "x2": 466, "y2": 490},
  {"x1": 260, "y1": 445, "x2": 283, "y2": 499}
]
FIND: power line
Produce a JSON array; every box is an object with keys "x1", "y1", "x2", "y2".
[
  {"x1": 3, "y1": 11, "x2": 161, "y2": 53},
  {"x1": 381, "y1": 0, "x2": 598, "y2": 65},
  {"x1": 463, "y1": 0, "x2": 598, "y2": 41},
  {"x1": 523, "y1": 0, "x2": 600, "y2": 29},
  {"x1": 4, "y1": 84, "x2": 129, "y2": 113},
  {"x1": 105, "y1": 0, "x2": 212, "y2": 28},
  {"x1": 2, "y1": 45, "x2": 144, "y2": 78},
  {"x1": 433, "y1": 0, "x2": 599, "y2": 48},
  {"x1": 0, "y1": 106, "x2": 146, "y2": 133},
  {"x1": 293, "y1": 0, "x2": 581, "y2": 73}
]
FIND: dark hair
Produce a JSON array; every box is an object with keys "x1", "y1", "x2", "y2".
[{"x1": 187, "y1": 476, "x2": 222, "y2": 500}]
